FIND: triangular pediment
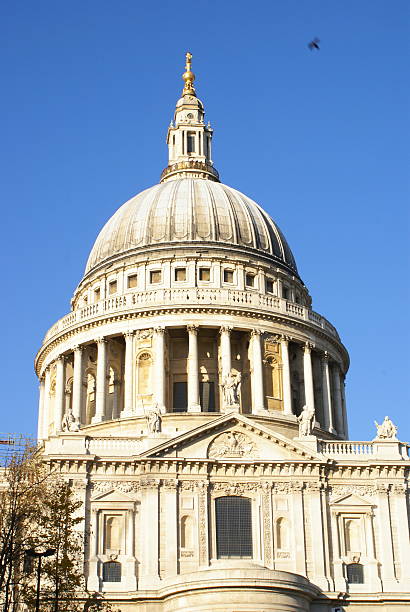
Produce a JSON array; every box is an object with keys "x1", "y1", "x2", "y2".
[
  {"x1": 140, "y1": 413, "x2": 322, "y2": 462},
  {"x1": 331, "y1": 493, "x2": 374, "y2": 507},
  {"x1": 91, "y1": 488, "x2": 135, "y2": 502}
]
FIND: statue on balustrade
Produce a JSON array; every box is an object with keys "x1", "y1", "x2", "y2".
[
  {"x1": 61, "y1": 408, "x2": 80, "y2": 432},
  {"x1": 146, "y1": 404, "x2": 162, "y2": 434},
  {"x1": 297, "y1": 404, "x2": 315, "y2": 437},
  {"x1": 374, "y1": 416, "x2": 398, "y2": 440},
  {"x1": 223, "y1": 370, "x2": 241, "y2": 407}
]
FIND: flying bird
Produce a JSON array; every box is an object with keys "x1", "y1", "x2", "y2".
[{"x1": 308, "y1": 38, "x2": 320, "y2": 51}]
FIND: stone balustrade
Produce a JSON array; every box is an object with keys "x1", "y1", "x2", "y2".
[
  {"x1": 320, "y1": 440, "x2": 375, "y2": 457},
  {"x1": 86, "y1": 437, "x2": 143, "y2": 456},
  {"x1": 43, "y1": 288, "x2": 339, "y2": 344}
]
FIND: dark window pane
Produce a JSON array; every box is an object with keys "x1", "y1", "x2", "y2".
[
  {"x1": 347, "y1": 563, "x2": 364, "y2": 584},
  {"x1": 200, "y1": 382, "x2": 215, "y2": 412},
  {"x1": 187, "y1": 132, "x2": 195, "y2": 154},
  {"x1": 173, "y1": 382, "x2": 187, "y2": 412},
  {"x1": 216, "y1": 496, "x2": 252, "y2": 558},
  {"x1": 199, "y1": 268, "x2": 210, "y2": 281},
  {"x1": 102, "y1": 561, "x2": 121, "y2": 582}
]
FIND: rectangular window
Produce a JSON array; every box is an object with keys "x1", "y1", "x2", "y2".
[
  {"x1": 266, "y1": 280, "x2": 274, "y2": 293},
  {"x1": 223, "y1": 269, "x2": 234, "y2": 284},
  {"x1": 187, "y1": 132, "x2": 195, "y2": 154},
  {"x1": 175, "y1": 268, "x2": 187, "y2": 282},
  {"x1": 200, "y1": 381, "x2": 216, "y2": 412},
  {"x1": 282, "y1": 286, "x2": 289, "y2": 300},
  {"x1": 173, "y1": 381, "x2": 188, "y2": 412},
  {"x1": 94, "y1": 288, "x2": 100, "y2": 302},
  {"x1": 199, "y1": 267, "x2": 211, "y2": 281},
  {"x1": 150, "y1": 270, "x2": 162, "y2": 284},
  {"x1": 216, "y1": 496, "x2": 253, "y2": 558},
  {"x1": 245, "y1": 273, "x2": 255, "y2": 287},
  {"x1": 102, "y1": 561, "x2": 121, "y2": 582},
  {"x1": 127, "y1": 274, "x2": 138, "y2": 288},
  {"x1": 108, "y1": 280, "x2": 117, "y2": 295}
]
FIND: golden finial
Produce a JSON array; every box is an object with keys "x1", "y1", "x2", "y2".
[{"x1": 182, "y1": 51, "x2": 196, "y2": 96}]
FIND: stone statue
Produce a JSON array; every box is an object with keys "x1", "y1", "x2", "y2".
[
  {"x1": 61, "y1": 408, "x2": 80, "y2": 432},
  {"x1": 223, "y1": 370, "x2": 241, "y2": 406},
  {"x1": 374, "y1": 416, "x2": 398, "y2": 440},
  {"x1": 146, "y1": 404, "x2": 161, "y2": 434},
  {"x1": 297, "y1": 404, "x2": 315, "y2": 437}
]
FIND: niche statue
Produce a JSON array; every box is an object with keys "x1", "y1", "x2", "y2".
[{"x1": 61, "y1": 408, "x2": 80, "y2": 432}]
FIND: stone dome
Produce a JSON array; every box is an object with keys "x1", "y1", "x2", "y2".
[{"x1": 85, "y1": 178, "x2": 298, "y2": 276}]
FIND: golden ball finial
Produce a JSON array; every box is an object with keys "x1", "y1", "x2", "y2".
[{"x1": 182, "y1": 51, "x2": 196, "y2": 96}]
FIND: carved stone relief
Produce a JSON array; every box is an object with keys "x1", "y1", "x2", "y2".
[{"x1": 207, "y1": 431, "x2": 258, "y2": 459}]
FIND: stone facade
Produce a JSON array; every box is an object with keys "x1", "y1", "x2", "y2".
[{"x1": 35, "y1": 54, "x2": 410, "y2": 611}]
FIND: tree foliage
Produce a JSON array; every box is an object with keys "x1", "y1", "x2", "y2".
[{"x1": 0, "y1": 443, "x2": 120, "y2": 611}]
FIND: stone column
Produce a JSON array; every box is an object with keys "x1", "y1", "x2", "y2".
[
  {"x1": 261, "y1": 483, "x2": 273, "y2": 568},
  {"x1": 391, "y1": 484, "x2": 410, "y2": 585},
  {"x1": 307, "y1": 484, "x2": 329, "y2": 590},
  {"x1": 37, "y1": 378, "x2": 45, "y2": 441},
  {"x1": 280, "y1": 336, "x2": 293, "y2": 415},
  {"x1": 42, "y1": 367, "x2": 51, "y2": 439},
  {"x1": 219, "y1": 326, "x2": 232, "y2": 411},
  {"x1": 341, "y1": 375, "x2": 349, "y2": 438},
  {"x1": 187, "y1": 325, "x2": 201, "y2": 412},
  {"x1": 72, "y1": 345, "x2": 83, "y2": 424},
  {"x1": 376, "y1": 484, "x2": 396, "y2": 589},
  {"x1": 332, "y1": 364, "x2": 344, "y2": 436},
  {"x1": 164, "y1": 481, "x2": 178, "y2": 577},
  {"x1": 219, "y1": 326, "x2": 232, "y2": 381},
  {"x1": 139, "y1": 480, "x2": 160, "y2": 588},
  {"x1": 55, "y1": 356, "x2": 65, "y2": 432},
  {"x1": 321, "y1": 352, "x2": 334, "y2": 433},
  {"x1": 121, "y1": 331, "x2": 135, "y2": 418},
  {"x1": 331, "y1": 512, "x2": 347, "y2": 591},
  {"x1": 92, "y1": 338, "x2": 107, "y2": 423},
  {"x1": 87, "y1": 509, "x2": 100, "y2": 591},
  {"x1": 364, "y1": 512, "x2": 382, "y2": 591},
  {"x1": 291, "y1": 484, "x2": 306, "y2": 576},
  {"x1": 154, "y1": 327, "x2": 166, "y2": 412},
  {"x1": 303, "y1": 343, "x2": 315, "y2": 412},
  {"x1": 251, "y1": 329, "x2": 265, "y2": 413}
]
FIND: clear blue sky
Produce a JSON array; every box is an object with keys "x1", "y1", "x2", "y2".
[{"x1": 1, "y1": 1, "x2": 409, "y2": 441}]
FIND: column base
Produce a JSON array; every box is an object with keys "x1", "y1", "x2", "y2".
[
  {"x1": 188, "y1": 403, "x2": 202, "y2": 413},
  {"x1": 252, "y1": 406, "x2": 268, "y2": 415},
  {"x1": 91, "y1": 415, "x2": 105, "y2": 424},
  {"x1": 224, "y1": 403, "x2": 240, "y2": 413}
]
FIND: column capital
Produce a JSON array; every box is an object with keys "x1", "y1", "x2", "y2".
[
  {"x1": 72, "y1": 344, "x2": 83, "y2": 353},
  {"x1": 321, "y1": 350, "x2": 330, "y2": 363},
  {"x1": 124, "y1": 330, "x2": 135, "y2": 340},
  {"x1": 251, "y1": 328, "x2": 264, "y2": 337},
  {"x1": 304, "y1": 341, "x2": 315, "y2": 352},
  {"x1": 187, "y1": 324, "x2": 199, "y2": 334},
  {"x1": 154, "y1": 326, "x2": 166, "y2": 335},
  {"x1": 96, "y1": 336, "x2": 106, "y2": 346},
  {"x1": 219, "y1": 325, "x2": 232, "y2": 335},
  {"x1": 280, "y1": 334, "x2": 292, "y2": 344}
]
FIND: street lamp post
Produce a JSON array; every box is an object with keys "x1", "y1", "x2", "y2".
[{"x1": 25, "y1": 548, "x2": 56, "y2": 612}]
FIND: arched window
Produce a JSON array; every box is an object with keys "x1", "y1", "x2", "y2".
[
  {"x1": 276, "y1": 517, "x2": 289, "y2": 550},
  {"x1": 215, "y1": 496, "x2": 252, "y2": 558},
  {"x1": 180, "y1": 515, "x2": 193, "y2": 549},
  {"x1": 137, "y1": 352, "x2": 152, "y2": 396},
  {"x1": 104, "y1": 516, "x2": 122, "y2": 553},
  {"x1": 346, "y1": 563, "x2": 364, "y2": 584},
  {"x1": 102, "y1": 561, "x2": 121, "y2": 582}
]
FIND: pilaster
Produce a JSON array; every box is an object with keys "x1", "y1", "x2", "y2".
[{"x1": 251, "y1": 329, "x2": 265, "y2": 414}]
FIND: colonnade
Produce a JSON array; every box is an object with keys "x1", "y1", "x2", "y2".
[{"x1": 37, "y1": 326, "x2": 347, "y2": 440}]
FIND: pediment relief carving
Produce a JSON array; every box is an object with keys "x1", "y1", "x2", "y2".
[
  {"x1": 143, "y1": 413, "x2": 321, "y2": 461},
  {"x1": 207, "y1": 430, "x2": 258, "y2": 459},
  {"x1": 90, "y1": 480, "x2": 140, "y2": 501},
  {"x1": 330, "y1": 490, "x2": 375, "y2": 506}
]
